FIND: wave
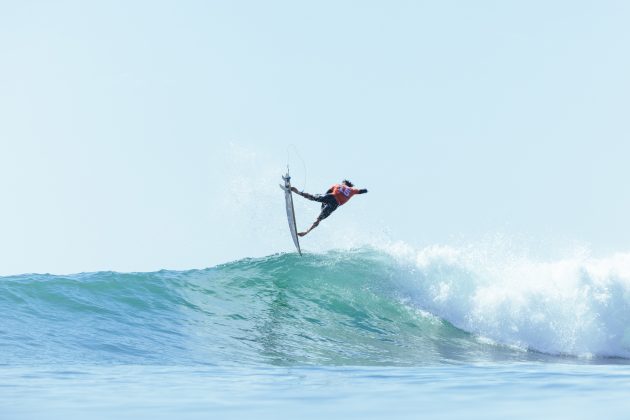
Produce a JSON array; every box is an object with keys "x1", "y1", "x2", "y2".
[{"x1": 2, "y1": 247, "x2": 630, "y2": 366}]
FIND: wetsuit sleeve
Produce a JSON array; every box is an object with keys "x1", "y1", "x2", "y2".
[
  {"x1": 357, "y1": 188, "x2": 368, "y2": 194},
  {"x1": 326, "y1": 186, "x2": 334, "y2": 194}
]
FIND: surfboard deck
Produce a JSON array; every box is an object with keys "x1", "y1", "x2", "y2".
[{"x1": 281, "y1": 171, "x2": 302, "y2": 255}]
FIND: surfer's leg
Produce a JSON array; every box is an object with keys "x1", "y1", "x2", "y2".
[
  {"x1": 298, "y1": 199, "x2": 338, "y2": 237},
  {"x1": 298, "y1": 218, "x2": 321, "y2": 237}
]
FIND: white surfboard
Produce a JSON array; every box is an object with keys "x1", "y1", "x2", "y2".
[{"x1": 280, "y1": 170, "x2": 302, "y2": 255}]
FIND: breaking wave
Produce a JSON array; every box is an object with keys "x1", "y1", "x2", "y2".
[{"x1": 2, "y1": 246, "x2": 630, "y2": 366}]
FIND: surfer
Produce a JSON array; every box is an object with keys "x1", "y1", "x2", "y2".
[{"x1": 291, "y1": 180, "x2": 368, "y2": 237}]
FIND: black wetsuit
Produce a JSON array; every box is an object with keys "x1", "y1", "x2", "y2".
[
  {"x1": 312, "y1": 194, "x2": 339, "y2": 220},
  {"x1": 298, "y1": 185, "x2": 366, "y2": 221}
]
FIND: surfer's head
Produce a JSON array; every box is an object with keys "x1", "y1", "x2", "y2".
[{"x1": 342, "y1": 179, "x2": 354, "y2": 187}]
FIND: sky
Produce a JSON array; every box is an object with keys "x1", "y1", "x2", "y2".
[{"x1": 1, "y1": 0, "x2": 629, "y2": 275}]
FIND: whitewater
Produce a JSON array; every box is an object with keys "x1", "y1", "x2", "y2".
[{"x1": 3, "y1": 245, "x2": 630, "y2": 419}]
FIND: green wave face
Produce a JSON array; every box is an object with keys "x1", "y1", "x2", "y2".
[
  {"x1": 0, "y1": 250, "x2": 590, "y2": 366},
  {"x1": 204, "y1": 250, "x2": 535, "y2": 366}
]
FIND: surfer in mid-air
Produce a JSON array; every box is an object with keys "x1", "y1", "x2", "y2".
[{"x1": 291, "y1": 180, "x2": 368, "y2": 237}]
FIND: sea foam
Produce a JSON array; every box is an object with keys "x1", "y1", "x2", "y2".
[{"x1": 382, "y1": 242, "x2": 630, "y2": 358}]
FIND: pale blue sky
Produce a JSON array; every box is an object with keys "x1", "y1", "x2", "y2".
[{"x1": 1, "y1": 1, "x2": 629, "y2": 275}]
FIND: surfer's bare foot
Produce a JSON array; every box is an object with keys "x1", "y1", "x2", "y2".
[{"x1": 298, "y1": 232, "x2": 307, "y2": 237}]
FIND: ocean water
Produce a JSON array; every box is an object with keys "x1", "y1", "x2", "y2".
[{"x1": 2, "y1": 247, "x2": 630, "y2": 419}]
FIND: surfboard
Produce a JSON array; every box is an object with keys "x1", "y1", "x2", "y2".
[{"x1": 280, "y1": 170, "x2": 302, "y2": 255}]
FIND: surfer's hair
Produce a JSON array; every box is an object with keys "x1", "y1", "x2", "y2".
[{"x1": 342, "y1": 179, "x2": 354, "y2": 187}]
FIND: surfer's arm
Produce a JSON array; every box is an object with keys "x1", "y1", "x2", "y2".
[
  {"x1": 355, "y1": 188, "x2": 368, "y2": 194},
  {"x1": 291, "y1": 187, "x2": 320, "y2": 201},
  {"x1": 291, "y1": 186, "x2": 308, "y2": 196}
]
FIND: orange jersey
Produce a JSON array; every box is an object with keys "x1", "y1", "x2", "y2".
[{"x1": 331, "y1": 184, "x2": 360, "y2": 205}]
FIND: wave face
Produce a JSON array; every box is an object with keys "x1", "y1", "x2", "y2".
[{"x1": 2, "y1": 247, "x2": 630, "y2": 366}]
